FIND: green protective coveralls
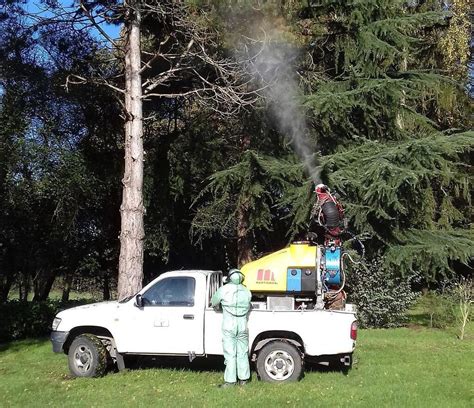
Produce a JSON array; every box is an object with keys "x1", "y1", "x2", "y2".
[{"x1": 211, "y1": 272, "x2": 252, "y2": 384}]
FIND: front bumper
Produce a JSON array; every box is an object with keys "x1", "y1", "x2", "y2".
[{"x1": 50, "y1": 331, "x2": 69, "y2": 353}]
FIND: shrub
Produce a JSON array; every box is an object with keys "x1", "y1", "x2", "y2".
[
  {"x1": 345, "y1": 257, "x2": 420, "y2": 328},
  {"x1": 0, "y1": 299, "x2": 94, "y2": 343},
  {"x1": 416, "y1": 291, "x2": 457, "y2": 329},
  {"x1": 452, "y1": 277, "x2": 472, "y2": 340}
]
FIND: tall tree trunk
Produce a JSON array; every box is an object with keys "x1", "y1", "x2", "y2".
[
  {"x1": 19, "y1": 270, "x2": 29, "y2": 302},
  {"x1": 0, "y1": 254, "x2": 14, "y2": 302},
  {"x1": 0, "y1": 272, "x2": 13, "y2": 303},
  {"x1": 236, "y1": 134, "x2": 253, "y2": 268},
  {"x1": 33, "y1": 269, "x2": 56, "y2": 301},
  {"x1": 117, "y1": 3, "x2": 145, "y2": 301},
  {"x1": 103, "y1": 272, "x2": 110, "y2": 301},
  {"x1": 61, "y1": 272, "x2": 73, "y2": 302},
  {"x1": 19, "y1": 283, "x2": 24, "y2": 302},
  {"x1": 236, "y1": 202, "x2": 253, "y2": 268}
]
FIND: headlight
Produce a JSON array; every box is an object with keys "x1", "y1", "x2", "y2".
[{"x1": 52, "y1": 317, "x2": 62, "y2": 331}]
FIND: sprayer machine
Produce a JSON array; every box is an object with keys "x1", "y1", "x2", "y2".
[
  {"x1": 241, "y1": 184, "x2": 359, "y2": 312},
  {"x1": 241, "y1": 239, "x2": 349, "y2": 311}
]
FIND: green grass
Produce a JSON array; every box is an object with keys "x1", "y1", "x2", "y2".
[{"x1": 0, "y1": 325, "x2": 473, "y2": 408}]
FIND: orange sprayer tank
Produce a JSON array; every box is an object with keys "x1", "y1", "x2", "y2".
[{"x1": 241, "y1": 243, "x2": 319, "y2": 293}]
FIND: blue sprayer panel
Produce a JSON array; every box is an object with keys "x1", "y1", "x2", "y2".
[
  {"x1": 325, "y1": 247, "x2": 341, "y2": 285},
  {"x1": 287, "y1": 268, "x2": 302, "y2": 291}
]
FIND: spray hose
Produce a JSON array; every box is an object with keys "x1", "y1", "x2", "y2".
[
  {"x1": 325, "y1": 266, "x2": 346, "y2": 299},
  {"x1": 342, "y1": 251, "x2": 364, "y2": 265}
]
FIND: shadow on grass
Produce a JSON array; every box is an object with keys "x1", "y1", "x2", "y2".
[
  {"x1": 124, "y1": 355, "x2": 225, "y2": 373},
  {"x1": 0, "y1": 337, "x2": 48, "y2": 353},
  {"x1": 305, "y1": 362, "x2": 351, "y2": 375},
  {"x1": 407, "y1": 312, "x2": 432, "y2": 327},
  {"x1": 122, "y1": 354, "x2": 351, "y2": 377}
]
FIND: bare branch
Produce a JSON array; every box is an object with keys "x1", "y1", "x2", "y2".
[
  {"x1": 65, "y1": 74, "x2": 125, "y2": 94},
  {"x1": 143, "y1": 39, "x2": 195, "y2": 94},
  {"x1": 78, "y1": 0, "x2": 122, "y2": 50},
  {"x1": 140, "y1": 35, "x2": 171, "y2": 73}
]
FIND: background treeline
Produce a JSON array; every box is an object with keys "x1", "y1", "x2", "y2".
[{"x1": 0, "y1": 1, "x2": 472, "y2": 331}]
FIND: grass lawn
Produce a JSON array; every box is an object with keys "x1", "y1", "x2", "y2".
[{"x1": 0, "y1": 325, "x2": 472, "y2": 408}]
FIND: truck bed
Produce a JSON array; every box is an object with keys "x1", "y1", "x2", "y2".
[{"x1": 204, "y1": 308, "x2": 356, "y2": 357}]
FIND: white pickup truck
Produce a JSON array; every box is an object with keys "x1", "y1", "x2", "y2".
[{"x1": 50, "y1": 270, "x2": 357, "y2": 382}]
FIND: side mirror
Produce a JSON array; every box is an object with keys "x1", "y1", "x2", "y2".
[{"x1": 135, "y1": 294, "x2": 144, "y2": 308}]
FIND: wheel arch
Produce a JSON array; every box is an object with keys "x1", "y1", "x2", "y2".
[
  {"x1": 251, "y1": 330, "x2": 305, "y2": 360},
  {"x1": 64, "y1": 326, "x2": 114, "y2": 354}
]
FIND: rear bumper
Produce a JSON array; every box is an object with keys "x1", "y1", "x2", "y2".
[
  {"x1": 50, "y1": 331, "x2": 69, "y2": 353},
  {"x1": 306, "y1": 352, "x2": 353, "y2": 368}
]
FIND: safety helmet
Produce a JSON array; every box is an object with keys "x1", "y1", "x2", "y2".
[
  {"x1": 228, "y1": 268, "x2": 244, "y2": 284},
  {"x1": 314, "y1": 183, "x2": 329, "y2": 194}
]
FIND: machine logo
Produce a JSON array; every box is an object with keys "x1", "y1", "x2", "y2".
[{"x1": 256, "y1": 269, "x2": 277, "y2": 284}]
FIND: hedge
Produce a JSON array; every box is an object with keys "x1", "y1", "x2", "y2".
[{"x1": 0, "y1": 299, "x2": 94, "y2": 343}]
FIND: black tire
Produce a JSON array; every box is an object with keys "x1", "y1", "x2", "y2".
[
  {"x1": 68, "y1": 334, "x2": 108, "y2": 378},
  {"x1": 256, "y1": 341, "x2": 303, "y2": 383}
]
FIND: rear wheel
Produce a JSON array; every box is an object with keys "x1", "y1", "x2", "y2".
[
  {"x1": 256, "y1": 341, "x2": 303, "y2": 382},
  {"x1": 68, "y1": 334, "x2": 108, "y2": 378}
]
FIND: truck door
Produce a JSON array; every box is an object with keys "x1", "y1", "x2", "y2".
[{"x1": 119, "y1": 275, "x2": 204, "y2": 355}]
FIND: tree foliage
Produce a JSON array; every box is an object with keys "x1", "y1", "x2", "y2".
[
  {"x1": 0, "y1": 3, "x2": 122, "y2": 301},
  {"x1": 287, "y1": 0, "x2": 472, "y2": 280},
  {"x1": 191, "y1": 1, "x2": 472, "y2": 282},
  {"x1": 0, "y1": 0, "x2": 471, "y2": 303},
  {"x1": 191, "y1": 150, "x2": 302, "y2": 240}
]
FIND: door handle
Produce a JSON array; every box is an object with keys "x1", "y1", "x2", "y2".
[{"x1": 183, "y1": 314, "x2": 194, "y2": 320}]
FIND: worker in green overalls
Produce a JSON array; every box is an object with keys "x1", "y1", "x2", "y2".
[{"x1": 211, "y1": 269, "x2": 252, "y2": 388}]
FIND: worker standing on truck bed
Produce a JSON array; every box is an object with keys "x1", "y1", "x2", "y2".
[{"x1": 211, "y1": 269, "x2": 252, "y2": 388}]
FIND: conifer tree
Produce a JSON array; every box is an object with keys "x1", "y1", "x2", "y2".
[
  {"x1": 293, "y1": 0, "x2": 473, "y2": 279},
  {"x1": 191, "y1": 149, "x2": 302, "y2": 266},
  {"x1": 193, "y1": 1, "x2": 472, "y2": 280}
]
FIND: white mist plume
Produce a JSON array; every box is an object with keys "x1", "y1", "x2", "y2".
[{"x1": 246, "y1": 42, "x2": 320, "y2": 184}]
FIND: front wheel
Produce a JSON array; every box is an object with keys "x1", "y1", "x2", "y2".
[
  {"x1": 68, "y1": 334, "x2": 108, "y2": 377},
  {"x1": 256, "y1": 341, "x2": 303, "y2": 383}
]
